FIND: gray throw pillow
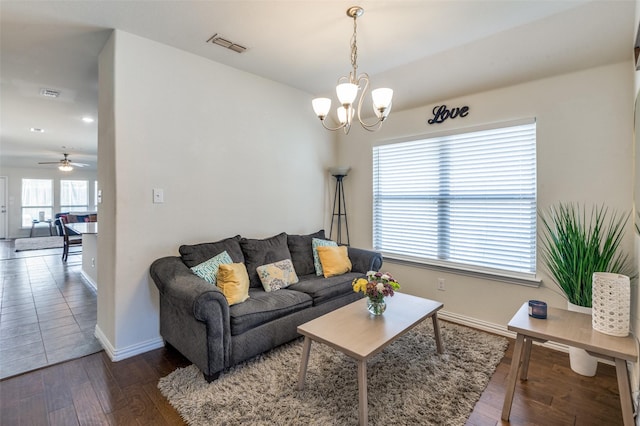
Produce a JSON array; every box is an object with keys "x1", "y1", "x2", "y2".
[
  {"x1": 287, "y1": 230, "x2": 325, "y2": 276},
  {"x1": 179, "y1": 235, "x2": 244, "y2": 268},
  {"x1": 240, "y1": 232, "x2": 292, "y2": 288}
]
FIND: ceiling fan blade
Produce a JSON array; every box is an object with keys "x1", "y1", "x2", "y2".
[
  {"x1": 38, "y1": 161, "x2": 60, "y2": 165},
  {"x1": 69, "y1": 162, "x2": 89, "y2": 167}
]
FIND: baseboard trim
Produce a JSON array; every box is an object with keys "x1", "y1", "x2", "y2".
[
  {"x1": 79, "y1": 270, "x2": 97, "y2": 292},
  {"x1": 438, "y1": 309, "x2": 614, "y2": 365},
  {"x1": 439, "y1": 310, "x2": 570, "y2": 353},
  {"x1": 94, "y1": 325, "x2": 164, "y2": 362}
]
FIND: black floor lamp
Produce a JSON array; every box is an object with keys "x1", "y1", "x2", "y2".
[{"x1": 328, "y1": 167, "x2": 350, "y2": 246}]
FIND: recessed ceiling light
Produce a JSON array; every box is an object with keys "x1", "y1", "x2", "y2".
[
  {"x1": 82, "y1": 116, "x2": 95, "y2": 123},
  {"x1": 30, "y1": 127, "x2": 44, "y2": 133}
]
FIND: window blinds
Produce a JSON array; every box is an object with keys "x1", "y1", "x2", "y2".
[{"x1": 373, "y1": 121, "x2": 537, "y2": 276}]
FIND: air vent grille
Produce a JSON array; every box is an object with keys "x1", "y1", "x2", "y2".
[
  {"x1": 206, "y1": 34, "x2": 247, "y2": 54},
  {"x1": 40, "y1": 88, "x2": 60, "y2": 98}
]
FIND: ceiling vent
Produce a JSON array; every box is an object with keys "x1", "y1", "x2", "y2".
[
  {"x1": 40, "y1": 88, "x2": 60, "y2": 98},
  {"x1": 206, "y1": 34, "x2": 247, "y2": 54}
]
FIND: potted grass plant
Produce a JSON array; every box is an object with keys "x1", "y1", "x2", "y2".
[{"x1": 539, "y1": 203, "x2": 633, "y2": 376}]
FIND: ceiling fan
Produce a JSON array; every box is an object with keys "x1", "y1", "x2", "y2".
[{"x1": 38, "y1": 153, "x2": 89, "y2": 171}]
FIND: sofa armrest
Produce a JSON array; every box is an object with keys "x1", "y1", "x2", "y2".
[
  {"x1": 150, "y1": 256, "x2": 230, "y2": 322},
  {"x1": 347, "y1": 247, "x2": 383, "y2": 273},
  {"x1": 150, "y1": 256, "x2": 231, "y2": 377}
]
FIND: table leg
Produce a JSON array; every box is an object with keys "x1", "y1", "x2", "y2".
[
  {"x1": 297, "y1": 337, "x2": 312, "y2": 390},
  {"x1": 357, "y1": 359, "x2": 368, "y2": 426},
  {"x1": 30, "y1": 222, "x2": 35, "y2": 238},
  {"x1": 614, "y1": 358, "x2": 635, "y2": 426},
  {"x1": 432, "y1": 313, "x2": 444, "y2": 354},
  {"x1": 520, "y1": 337, "x2": 533, "y2": 380},
  {"x1": 501, "y1": 333, "x2": 525, "y2": 421}
]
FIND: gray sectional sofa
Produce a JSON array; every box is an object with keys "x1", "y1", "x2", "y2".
[{"x1": 150, "y1": 230, "x2": 383, "y2": 382}]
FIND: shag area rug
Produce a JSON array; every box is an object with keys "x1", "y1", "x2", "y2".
[
  {"x1": 14, "y1": 236, "x2": 63, "y2": 251},
  {"x1": 158, "y1": 321, "x2": 508, "y2": 425}
]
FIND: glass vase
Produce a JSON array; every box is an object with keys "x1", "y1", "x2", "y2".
[{"x1": 367, "y1": 297, "x2": 386, "y2": 315}]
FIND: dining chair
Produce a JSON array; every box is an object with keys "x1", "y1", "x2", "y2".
[{"x1": 59, "y1": 215, "x2": 82, "y2": 261}]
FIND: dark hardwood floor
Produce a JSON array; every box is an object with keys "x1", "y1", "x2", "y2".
[
  {"x1": 467, "y1": 338, "x2": 624, "y2": 426},
  {"x1": 0, "y1": 327, "x2": 625, "y2": 425}
]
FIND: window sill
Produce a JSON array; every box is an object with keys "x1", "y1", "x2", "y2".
[{"x1": 382, "y1": 254, "x2": 541, "y2": 288}]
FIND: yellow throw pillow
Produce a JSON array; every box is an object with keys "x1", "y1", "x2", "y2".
[
  {"x1": 216, "y1": 263, "x2": 250, "y2": 306},
  {"x1": 316, "y1": 245, "x2": 352, "y2": 278}
]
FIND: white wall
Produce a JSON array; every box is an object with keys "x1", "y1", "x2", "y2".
[
  {"x1": 96, "y1": 30, "x2": 335, "y2": 358},
  {"x1": 338, "y1": 61, "x2": 635, "y2": 327},
  {"x1": 2, "y1": 166, "x2": 97, "y2": 238}
]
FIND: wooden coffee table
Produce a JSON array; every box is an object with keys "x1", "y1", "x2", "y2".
[{"x1": 297, "y1": 293, "x2": 444, "y2": 426}]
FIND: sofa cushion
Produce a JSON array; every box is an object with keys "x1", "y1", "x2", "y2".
[
  {"x1": 257, "y1": 259, "x2": 299, "y2": 292},
  {"x1": 288, "y1": 271, "x2": 363, "y2": 305},
  {"x1": 240, "y1": 233, "x2": 292, "y2": 288},
  {"x1": 190, "y1": 250, "x2": 233, "y2": 285},
  {"x1": 228, "y1": 288, "x2": 312, "y2": 335},
  {"x1": 179, "y1": 235, "x2": 244, "y2": 268},
  {"x1": 312, "y1": 238, "x2": 337, "y2": 276},
  {"x1": 216, "y1": 263, "x2": 250, "y2": 306},
  {"x1": 287, "y1": 230, "x2": 325, "y2": 276},
  {"x1": 316, "y1": 245, "x2": 352, "y2": 278}
]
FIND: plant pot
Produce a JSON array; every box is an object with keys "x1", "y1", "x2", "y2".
[{"x1": 567, "y1": 302, "x2": 598, "y2": 376}]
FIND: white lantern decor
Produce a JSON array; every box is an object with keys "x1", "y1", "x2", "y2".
[{"x1": 592, "y1": 272, "x2": 630, "y2": 337}]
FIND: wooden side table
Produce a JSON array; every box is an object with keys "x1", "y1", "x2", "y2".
[{"x1": 502, "y1": 302, "x2": 638, "y2": 426}]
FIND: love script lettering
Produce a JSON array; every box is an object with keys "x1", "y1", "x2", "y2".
[{"x1": 428, "y1": 104, "x2": 470, "y2": 124}]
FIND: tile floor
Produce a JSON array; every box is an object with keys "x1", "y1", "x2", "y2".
[{"x1": 0, "y1": 240, "x2": 101, "y2": 379}]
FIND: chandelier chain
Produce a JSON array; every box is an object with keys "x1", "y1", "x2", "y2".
[{"x1": 350, "y1": 15, "x2": 358, "y2": 80}]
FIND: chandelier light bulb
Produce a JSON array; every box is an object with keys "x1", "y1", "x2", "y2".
[
  {"x1": 336, "y1": 83, "x2": 358, "y2": 106},
  {"x1": 372, "y1": 88, "x2": 393, "y2": 111},
  {"x1": 337, "y1": 106, "x2": 348, "y2": 125},
  {"x1": 312, "y1": 98, "x2": 332, "y2": 119}
]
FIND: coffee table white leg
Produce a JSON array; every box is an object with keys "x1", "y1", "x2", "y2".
[
  {"x1": 297, "y1": 336, "x2": 312, "y2": 390},
  {"x1": 357, "y1": 359, "x2": 368, "y2": 426}
]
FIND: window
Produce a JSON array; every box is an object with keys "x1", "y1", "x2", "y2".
[
  {"x1": 60, "y1": 180, "x2": 89, "y2": 212},
  {"x1": 21, "y1": 179, "x2": 53, "y2": 226},
  {"x1": 372, "y1": 120, "x2": 537, "y2": 278}
]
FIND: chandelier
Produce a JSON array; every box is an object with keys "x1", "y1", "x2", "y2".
[{"x1": 312, "y1": 6, "x2": 393, "y2": 134}]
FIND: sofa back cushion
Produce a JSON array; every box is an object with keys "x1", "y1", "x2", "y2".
[
  {"x1": 240, "y1": 232, "x2": 292, "y2": 288},
  {"x1": 179, "y1": 235, "x2": 244, "y2": 268},
  {"x1": 286, "y1": 230, "x2": 325, "y2": 276}
]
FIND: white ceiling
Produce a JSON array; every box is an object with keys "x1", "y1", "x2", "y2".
[{"x1": 1, "y1": 0, "x2": 635, "y2": 172}]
